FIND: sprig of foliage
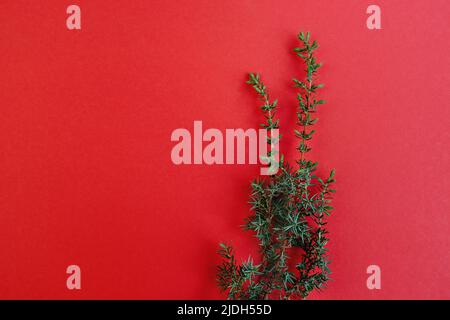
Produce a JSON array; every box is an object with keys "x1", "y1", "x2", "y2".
[{"x1": 217, "y1": 32, "x2": 336, "y2": 300}]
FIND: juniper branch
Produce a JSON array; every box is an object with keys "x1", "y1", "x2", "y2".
[{"x1": 217, "y1": 31, "x2": 335, "y2": 300}]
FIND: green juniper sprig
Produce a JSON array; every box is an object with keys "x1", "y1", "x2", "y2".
[
  {"x1": 245, "y1": 73, "x2": 281, "y2": 172},
  {"x1": 217, "y1": 32, "x2": 335, "y2": 300}
]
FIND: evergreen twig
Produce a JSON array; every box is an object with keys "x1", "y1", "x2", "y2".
[{"x1": 217, "y1": 32, "x2": 335, "y2": 300}]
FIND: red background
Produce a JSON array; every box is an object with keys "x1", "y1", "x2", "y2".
[{"x1": 0, "y1": 0, "x2": 449, "y2": 299}]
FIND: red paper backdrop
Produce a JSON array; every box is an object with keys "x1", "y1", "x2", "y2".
[{"x1": 0, "y1": 0, "x2": 449, "y2": 299}]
